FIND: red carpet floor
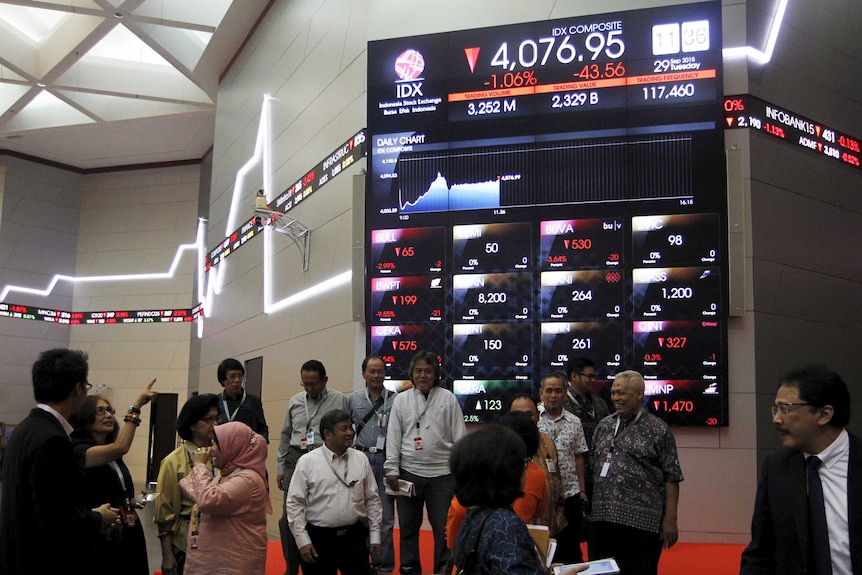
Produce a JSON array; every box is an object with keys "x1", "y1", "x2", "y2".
[{"x1": 261, "y1": 531, "x2": 746, "y2": 575}]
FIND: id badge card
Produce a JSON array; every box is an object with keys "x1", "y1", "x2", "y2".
[
  {"x1": 300, "y1": 436, "x2": 307, "y2": 450},
  {"x1": 413, "y1": 436, "x2": 423, "y2": 450},
  {"x1": 376, "y1": 435, "x2": 386, "y2": 450},
  {"x1": 306, "y1": 431, "x2": 315, "y2": 447},
  {"x1": 600, "y1": 459, "x2": 611, "y2": 478},
  {"x1": 190, "y1": 531, "x2": 199, "y2": 549},
  {"x1": 546, "y1": 458, "x2": 557, "y2": 474}
]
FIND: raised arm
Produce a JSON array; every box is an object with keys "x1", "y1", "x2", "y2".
[{"x1": 83, "y1": 379, "x2": 157, "y2": 468}]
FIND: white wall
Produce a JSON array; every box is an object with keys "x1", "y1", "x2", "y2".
[
  {"x1": 0, "y1": 156, "x2": 81, "y2": 423},
  {"x1": 68, "y1": 165, "x2": 202, "y2": 483}
]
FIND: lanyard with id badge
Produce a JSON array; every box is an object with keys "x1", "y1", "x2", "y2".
[
  {"x1": 413, "y1": 387, "x2": 436, "y2": 451},
  {"x1": 600, "y1": 411, "x2": 643, "y2": 478},
  {"x1": 301, "y1": 396, "x2": 323, "y2": 450}
]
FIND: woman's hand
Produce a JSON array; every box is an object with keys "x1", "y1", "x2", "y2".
[
  {"x1": 192, "y1": 446, "x2": 212, "y2": 465},
  {"x1": 133, "y1": 378, "x2": 158, "y2": 409}
]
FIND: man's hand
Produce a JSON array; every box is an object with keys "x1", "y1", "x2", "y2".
[
  {"x1": 660, "y1": 515, "x2": 679, "y2": 548},
  {"x1": 277, "y1": 473, "x2": 285, "y2": 491},
  {"x1": 386, "y1": 474, "x2": 400, "y2": 492},
  {"x1": 299, "y1": 543, "x2": 318, "y2": 563},
  {"x1": 94, "y1": 503, "x2": 120, "y2": 532},
  {"x1": 370, "y1": 543, "x2": 382, "y2": 558}
]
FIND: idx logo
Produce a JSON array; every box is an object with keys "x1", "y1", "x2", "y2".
[
  {"x1": 397, "y1": 82, "x2": 423, "y2": 98},
  {"x1": 394, "y1": 49, "x2": 425, "y2": 99}
]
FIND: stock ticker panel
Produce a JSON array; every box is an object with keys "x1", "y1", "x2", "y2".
[{"x1": 366, "y1": 1, "x2": 728, "y2": 425}]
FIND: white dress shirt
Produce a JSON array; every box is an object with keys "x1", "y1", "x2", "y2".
[
  {"x1": 810, "y1": 429, "x2": 851, "y2": 575},
  {"x1": 285, "y1": 444, "x2": 383, "y2": 549}
]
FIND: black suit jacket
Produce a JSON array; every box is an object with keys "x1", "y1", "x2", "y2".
[
  {"x1": 0, "y1": 408, "x2": 101, "y2": 574},
  {"x1": 740, "y1": 431, "x2": 862, "y2": 575}
]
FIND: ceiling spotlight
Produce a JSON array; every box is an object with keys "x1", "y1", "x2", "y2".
[
  {"x1": 36, "y1": 82, "x2": 46, "y2": 87},
  {"x1": 113, "y1": 11, "x2": 123, "y2": 19}
]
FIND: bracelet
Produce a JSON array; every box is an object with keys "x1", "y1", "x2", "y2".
[
  {"x1": 128, "y1": 405, "x2": 142, "y2": 415},
  {"x1": 157, "y1": 530, "x2": 173, "y2": 539},
  {"x1": 124, "y1": 413, "x2": 141, "y2": 426}
]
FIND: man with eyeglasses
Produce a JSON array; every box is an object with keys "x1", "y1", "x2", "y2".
[
  {"x1": 278, "y1": 359, "x2": 349, "y2": 575},
  {"x1": 564, "y1": 357, "x2": 611, "y2": 505},
  {"x1": 1, "y1": 348, "x2": 120, "y2": 574},
  {"x1": 589, "y1": 370, "x2": 682, "y2": 575},
  {"x1": 537, "y1": 371, "x2": 589, "y2": 565},
  {"x1": 215, "y1": 358, "x2": 269, "y2": 442},
  {"x1": 741, "y1": 365, "x2": 860, "y2": 575}
]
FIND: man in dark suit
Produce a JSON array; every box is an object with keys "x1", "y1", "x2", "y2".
[
  {"x1": 740, "y1": 365, "x2": 861, "y2": 575},
  {"x1": 0, "y1": 348, "x2": 119, "y2": 574}
]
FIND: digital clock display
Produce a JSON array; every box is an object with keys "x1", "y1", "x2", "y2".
[{"x1": 366, "y1": 1, "x2": 728, "y2": 426}]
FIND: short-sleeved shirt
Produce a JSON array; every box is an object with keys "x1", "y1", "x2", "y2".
[
  {"x1": 590, "y1": 410, "x2": 684, "y2": 533},
  {"x1": 536, "y1": 408, "x2": 588, "y2": 498}
]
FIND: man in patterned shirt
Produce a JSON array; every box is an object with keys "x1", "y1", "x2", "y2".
[
  {"x1": 537, "y1": 371, "x2": 588, "y2": 564},
  {"x1": 589, "y1": 370, "x2": 683, "y2": 575}
]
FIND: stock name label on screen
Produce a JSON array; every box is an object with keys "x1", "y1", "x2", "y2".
[{"x1": 366, "y1": 1, "x2": 728, "y2": 426}]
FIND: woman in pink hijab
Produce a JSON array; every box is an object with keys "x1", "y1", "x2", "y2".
[{"x1": 180, "y1": 421, "x2": 271, "y2": 574}]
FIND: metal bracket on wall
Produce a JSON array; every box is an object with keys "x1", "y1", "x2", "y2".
[{"x1": 254, "y1": 208, "x2": 311, "y2": 271}]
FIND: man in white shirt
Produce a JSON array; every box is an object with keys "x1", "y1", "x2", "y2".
[
  {"x1": 278, "y1": 359, "x2": 350, "y2": 575},
  {"x1": 287, "y1": 409, "x2": 382, "y2": 575},
  {"x1": 741, "y1": 365, "x2": 861, "y2": 575},
  {"x1": 385, "y1": 350, "x2": 466, "y2": 575}
]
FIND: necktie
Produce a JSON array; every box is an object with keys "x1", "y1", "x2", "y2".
[{"x1": 807, "y1": 455, "x2": 832, "y2": 575}]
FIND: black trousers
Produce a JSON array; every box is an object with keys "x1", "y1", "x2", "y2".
[
  {"x1": 552, "y1": 495, "x2": 585, "y2": 564},
  {"x1": 300, "y1": 521, "x2": 371, "y2": 575},
  {"x1": 589, "y1": 521, "x2": 663, "y2": 575}
]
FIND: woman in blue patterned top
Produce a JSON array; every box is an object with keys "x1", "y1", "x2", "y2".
[{"x1": 450, "y1": 424, "x2": 568, "y2": 575}]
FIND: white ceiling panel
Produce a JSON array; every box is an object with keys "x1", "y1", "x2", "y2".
[{"x1": 0, "y1": 0, "x2": 271, "y2": 169}]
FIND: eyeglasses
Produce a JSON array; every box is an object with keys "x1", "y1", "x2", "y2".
[
  {"x1": 576, "y1": 372, "x2": 597, "y2": 380},
  {"x1": 199, "y1": 415, "x2": 219, "y2": 424},
  {"x1": 771, "y1": 402, "x2": 813, "y2": 418},
  {"x1": 95, "y1": 406, "x2": 116, "y2": 416},
  {"x1": 82, "y1": 381, "x2": 93, "y2": 391},
  {"x1": 225, "y1": 373, "x2": 245, "y2": 382}
]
